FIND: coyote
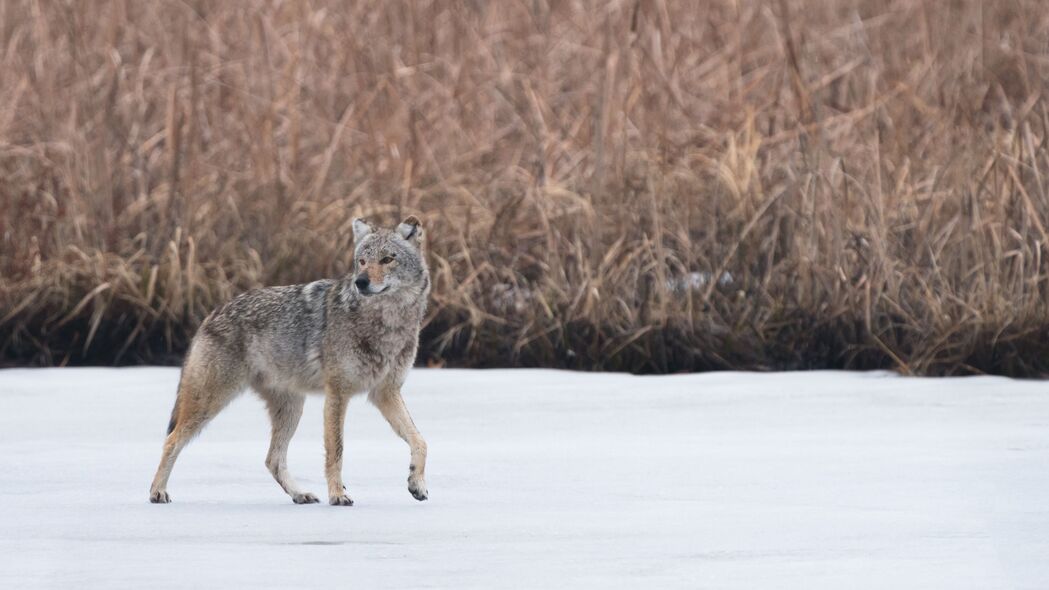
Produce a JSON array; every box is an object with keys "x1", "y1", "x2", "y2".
[{"x1": 149, "y1": 217, "x2": 430, "y2": 506}]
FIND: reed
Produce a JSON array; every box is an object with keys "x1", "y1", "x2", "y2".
[{"x1": 2, "y1": 0, "x2": 1049, "y2": 375}]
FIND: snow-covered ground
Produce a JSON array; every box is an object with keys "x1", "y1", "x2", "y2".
[{"x1": 0, "y1": 368, "x2": 1047, "y2": 589}]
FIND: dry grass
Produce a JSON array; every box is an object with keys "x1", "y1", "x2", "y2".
[{"x1": 2, "y1": 0, "x2": 1049, "y2": 374}]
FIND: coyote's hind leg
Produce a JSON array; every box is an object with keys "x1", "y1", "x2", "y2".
[
  {"x1": 149, "y1": 352, "x2": 243, "y2": 503},
  {"x1": 258, "y1": 388, "x2": 318, "y2": 504}
]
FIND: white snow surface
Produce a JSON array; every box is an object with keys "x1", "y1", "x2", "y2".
[{"x1": 0, "y1": 368, "x2": 1047, "y2": 589}]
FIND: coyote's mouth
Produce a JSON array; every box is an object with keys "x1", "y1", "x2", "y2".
[{"x1": 359, "y1": 286, "x2": 388, "y2": 297}]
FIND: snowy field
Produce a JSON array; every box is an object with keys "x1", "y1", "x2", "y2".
[{"x1": 0, "y1": 368, "x2": 1047, "y2": 589}]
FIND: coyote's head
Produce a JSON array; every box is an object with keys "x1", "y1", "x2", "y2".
[{"x1": 350, "y1": 216, "x2": 428, "y2": 297}]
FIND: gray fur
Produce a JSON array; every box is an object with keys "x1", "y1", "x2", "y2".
[{"x1": 149, "y1": 217, "x2": 431, "y2": 505}]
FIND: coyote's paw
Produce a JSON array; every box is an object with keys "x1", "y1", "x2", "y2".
[
  {"x1": 329, "y1": 494, "x2": 354, "y2": 506},
  {"x1": 149, "y1": 490, "x2": 171, "y2": 504},
  {"x1": 408, "y1": 477, "x2": 428, "y2": 501},
  {"x1": 292, "y1": 492, "x2": 320, "y2": 504}
]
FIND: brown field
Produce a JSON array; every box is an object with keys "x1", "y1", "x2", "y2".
[{"x1": 2, "y1": 0, "x2": 1049, "y2": 374}]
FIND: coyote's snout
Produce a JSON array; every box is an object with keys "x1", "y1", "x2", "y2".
[{"x1": 149, "y1": 216, "x2": 430, "y2": 506}]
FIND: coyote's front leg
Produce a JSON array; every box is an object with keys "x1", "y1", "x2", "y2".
[
  {"x1": 371, "y1": 376, "x2": 428, "y2": 501},
  {"x1": 324, "y1": 382, "x2": 353, "y2": 506}
]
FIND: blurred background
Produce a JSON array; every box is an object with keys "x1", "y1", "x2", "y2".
[{"x1": 2, "y1": 0, "x2": 1048, "y2": 375}]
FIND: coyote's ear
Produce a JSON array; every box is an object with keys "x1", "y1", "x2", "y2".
[
  {"x1": 396, "y1": 216, "x2": 423, "y2": 245},
  {"x1": 352, "y1": 218, "x2": 373, "y2": 242}
]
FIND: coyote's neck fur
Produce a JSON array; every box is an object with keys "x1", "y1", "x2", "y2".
[{"x1": 322, "y1": 271, "x2": 430, "y2": 383}]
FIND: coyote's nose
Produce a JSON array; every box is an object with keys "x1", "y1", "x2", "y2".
[{"x1": 355, "y1": 277, "x2": 370, "y2": 291}]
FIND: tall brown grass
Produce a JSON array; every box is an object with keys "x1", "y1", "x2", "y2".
[{"x1": 2, "y1": 0, "x2": 1049, "y2": 375}]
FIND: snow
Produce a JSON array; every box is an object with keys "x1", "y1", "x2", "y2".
[
  {"x1": 665, "y1": 270, "x2": 735, "y2": 293},
  {"x1": 0, "y1": 368, "x2": 1047, "y2": 589}
]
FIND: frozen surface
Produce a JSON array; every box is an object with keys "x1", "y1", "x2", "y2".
[{"x1": 0, "y1": 368, "x2": 1047, "y2": 589}]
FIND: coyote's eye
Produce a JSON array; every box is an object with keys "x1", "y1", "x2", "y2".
[
  {"x1": 358, "y1": 258, "x2": 366, "y2": 266},
  {"x1": 380, "y1": 255, "x2": 395, "y2": 265}
]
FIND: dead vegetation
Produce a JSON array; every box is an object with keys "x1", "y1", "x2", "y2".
[{"x1": 3, "y1": 0, "x2": 1049, "y2": 374}]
